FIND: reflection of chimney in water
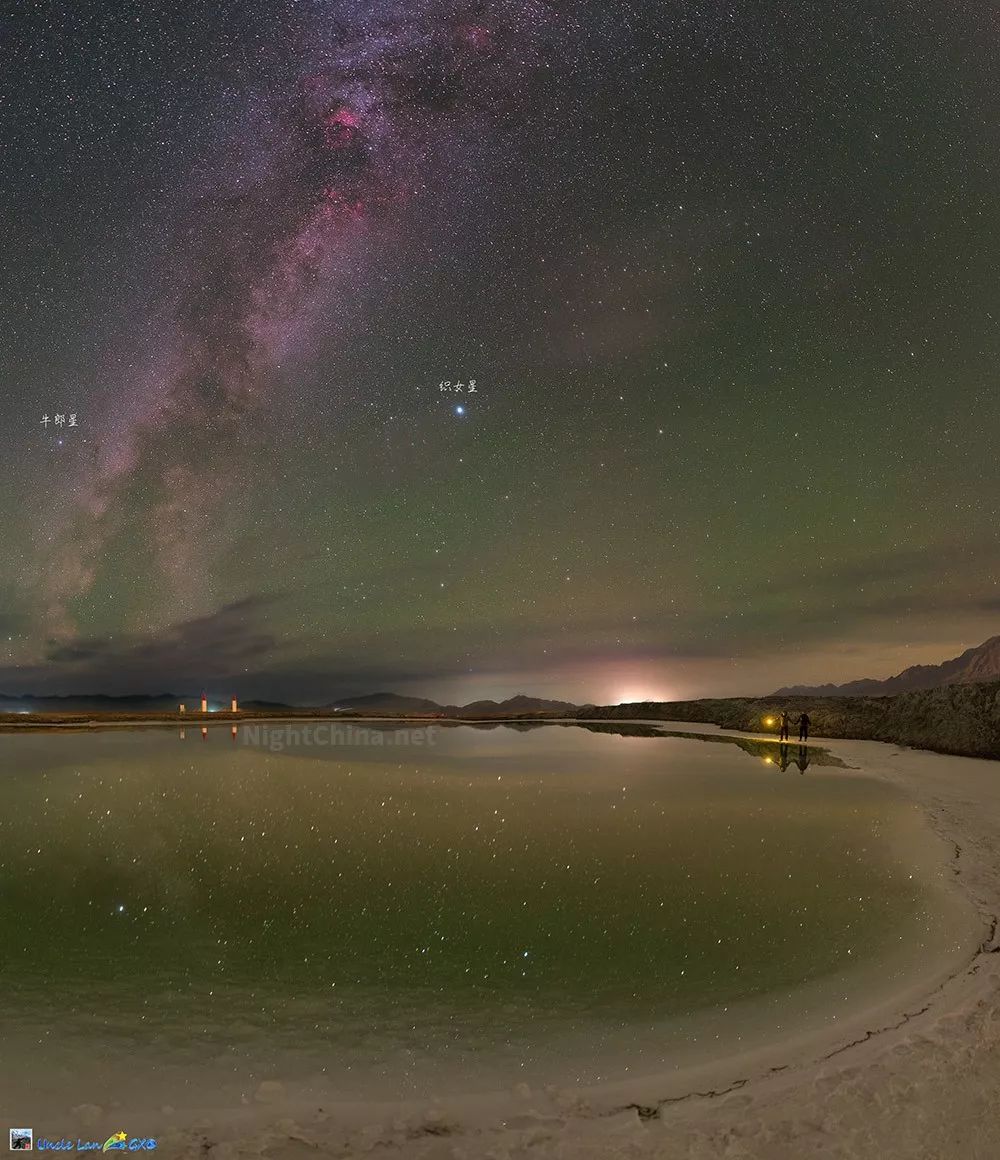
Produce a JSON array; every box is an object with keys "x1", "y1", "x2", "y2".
[
  {"x1": 232, "y1": 725, "x2": 238, "y2": 741},
  {"x1": 201, "y1": 726, "x2": 208, "y2": 740},
  {"x1": 179, "y1": 728, "x2": 186, "y2": 741}
]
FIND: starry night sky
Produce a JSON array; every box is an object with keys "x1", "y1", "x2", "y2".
[{"x1": 1, "y1": 0, "x2": 998, "y2": 704}]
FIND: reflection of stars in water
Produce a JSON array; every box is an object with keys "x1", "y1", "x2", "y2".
[{"x1": 10, "y1": 734, "x2": 927, "y2": 1073}]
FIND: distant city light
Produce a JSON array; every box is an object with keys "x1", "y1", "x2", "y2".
[{"x1": 614, "y1": 686, "x2": 671, "y2": 705}]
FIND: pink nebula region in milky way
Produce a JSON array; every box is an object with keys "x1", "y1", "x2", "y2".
[
  {"x1": 322, "y1": 105, "x2": 362, "y2": 147},
  {"x1": 42, "y1": 0, "x2": 566, "y2": 634},
  {"x1": 460, "y1": 24, "x2": 494, "y2": 49}
]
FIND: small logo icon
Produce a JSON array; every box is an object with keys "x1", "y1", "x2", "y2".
[
  {"x1": 9, "y1": 1130, "x2": 32, "y2": 1151},
  {"x1": 103, "y1": 1135, "x2": 128, "y2": 1153}
]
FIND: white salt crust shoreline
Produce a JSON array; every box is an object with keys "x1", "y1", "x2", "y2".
[{"x1": 33, "y1": 728, "x2": 1000, "y2": 1158}]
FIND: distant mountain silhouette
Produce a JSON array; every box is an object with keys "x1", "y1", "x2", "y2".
[
  {"x1": 0, "y1": 693, "x2": 291, "y2": 712},
  {"x1": 328, "y1": 692, "x2": 446, "y2": 714},
  {"x1": 0, "y1": 689, "x2": 582, "y2": 717},
  {"x1": 773, "y1": 634, "x2": 1000, "y2": 697},
  {"x1": 460, "y1": 694, "x2": 581, "y2": 715},
  {"x1": 329, "y1": 692, "x2": 582, "y2": 717}
]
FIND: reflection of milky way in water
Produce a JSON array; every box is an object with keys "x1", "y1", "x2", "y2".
[
  {"x1": 49, "y1": 1, "x2": 568, "y2": 628},
  {"x1": 0, "y1": 726, "x2": 940, "y2": 1108}
]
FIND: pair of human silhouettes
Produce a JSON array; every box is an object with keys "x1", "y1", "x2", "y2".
[{"x1": 778, "y1": 711, "x2": 809, "y2": 743}]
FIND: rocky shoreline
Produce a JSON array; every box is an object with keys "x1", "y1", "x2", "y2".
[{"x1": 578, "y1": 679, "x2": 1000, "y2": 760}]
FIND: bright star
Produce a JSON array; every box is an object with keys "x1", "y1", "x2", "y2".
[{"x1": 455, "y1": 405, "x2": 465, "y2": 415}]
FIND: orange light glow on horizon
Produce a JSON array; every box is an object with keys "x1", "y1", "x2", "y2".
[{"x1": 613, "y1": 686, "x2": 674, "y2": 706}]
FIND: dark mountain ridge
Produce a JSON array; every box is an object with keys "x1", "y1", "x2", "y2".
[
  {"x1": 773, "y1": 635, "x2": 1000, "y2": 697},
  {"x1": 329, "y1": 692, "x2": 582, "y2": 717}
]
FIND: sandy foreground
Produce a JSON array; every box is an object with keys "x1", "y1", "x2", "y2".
[{"x1": 35, "y1": 726, "x2": 1000, "y2": 1159}]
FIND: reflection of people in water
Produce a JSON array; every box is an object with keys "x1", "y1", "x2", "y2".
[
  {"x1": 777, "y1": 743, "x2": 791, "y2": 771},
  {"x1": 795, "y1": 745, "x2": 810, "y2": 774},
  {"x1": 798, "y1": 712, "x2": 811, "y2": 742},
  {"x1": 779, "y1": 711, "x2": 790, "y2": 742}
]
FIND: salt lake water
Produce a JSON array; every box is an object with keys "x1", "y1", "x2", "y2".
[{"x1": 0, "y1": 721, "x2": 973, "y2": 1117}]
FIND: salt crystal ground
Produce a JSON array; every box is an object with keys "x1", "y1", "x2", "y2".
[{"x1": 95, "y1": 727, "x2": 998, "y2": 1159}]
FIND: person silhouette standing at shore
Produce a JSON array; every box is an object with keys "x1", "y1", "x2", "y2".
[
  {"x1": 779, "y1": 711, "x2": 790, "y2": 742},
  {"x1": 798, "y1": 712, "x2": 810, "y2": 742}
]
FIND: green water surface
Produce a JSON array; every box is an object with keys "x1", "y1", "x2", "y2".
[{"x1": 0, "y1": 723, "x2": 936, "y2": 1099}]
